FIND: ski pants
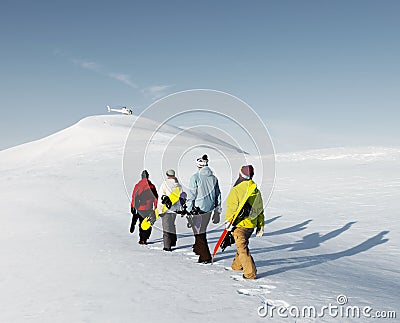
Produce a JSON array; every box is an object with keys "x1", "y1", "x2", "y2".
[
  {"x1": 192, "y1": 212, "x2": 212, "y2": 262},
  {"x1": 231, "y1": 227, "x2": 257, "y2": 279},
  {"x1": 161, "y1": 212, "x2": 177, "y2": 249}
]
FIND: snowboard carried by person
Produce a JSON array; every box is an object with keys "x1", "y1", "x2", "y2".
[
  {"x1": 140, "y1": 209, "x2": 159, "y2": 230},
  {"x1": 140, "y1": 182, "x2": 181, "y2": 231},
  {"x1": 214, "y1": 165, "x2": 264, "y2": 279},
  {"x1": 186, "y1": 154, "x2": 221, "y2": 264},
  {"x1": 158, "y1": 169, "x2": 182, "y2": 251},
  {"x1": 175, "y1": 192, "x2": 200, "y2": 229},
  {"x1": 212, "y1": 180, "x2": 257, "y2": 260},
  {"x1": 161, "y1": 186, "x2": 181, "y2": 213}
]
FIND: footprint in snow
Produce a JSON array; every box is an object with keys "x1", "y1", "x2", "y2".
[
  {"x1": 259, "y1": 284, "x2": 277, "y2": 290},
  {"x1": 171, "y1": 248, "x2": 189, "y2": 253},
  {"x1": 230, "y1": 274, "x2": 248, "y2": 282},
  {"x1": 230, "y1": 275, "x2": 277, "y2": 289},
  {"x1": 230, "y1": 274, "x2": 283, "y2": 303},
  {"x1": 228, "y1": 272, "x2": 273, "y2": 283},
  {"x1": 237, "y1": 288, "x2": 271, "y2": 296},
  {"x1": 148, "y1": 246, "x2": 163, "y2": 250},
  {"x1": 261, "y1": 299, "x2": 290, "y2": 308}
]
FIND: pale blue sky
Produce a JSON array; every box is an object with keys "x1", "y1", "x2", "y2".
[{"x1": 1, "y1": 0, "x2": 399, "y2": 151}]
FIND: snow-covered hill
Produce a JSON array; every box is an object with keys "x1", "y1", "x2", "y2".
[{"x1": 0, "y1": 115, "x2": 398, "y2": 322}]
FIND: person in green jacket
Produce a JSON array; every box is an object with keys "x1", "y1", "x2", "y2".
[{"x1": 225, "y1": 165, "x2": 264, "y2": 279}]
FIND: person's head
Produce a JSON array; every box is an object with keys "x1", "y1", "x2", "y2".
[
  {"x1": 196, "y1": 154, "x2": 208, "y2": 169},
  {"x1": 166, "y1": 169, "x2": 175, "y2": 178},
  {"x1": 239, "y1": 165, "x2": 254, "y2": 180},
  {"x1": 141, "y1": 170, "x2": 149, "y2": 179}
]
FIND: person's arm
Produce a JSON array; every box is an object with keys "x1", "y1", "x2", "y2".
[
  {"x1": 211, "y1": 180, "x2": 222, "y2": 224},
  {"x1": 185, "y1": 174, "x2": 198, "y2": 211},
  {"x1": 255, "y1": 191, "x2": 265, "y2": 236},
  {"x1": 257, "y1": 211, "x2": 265, "y2": 229},
  {"x1": 214, "y1": 180, "x2": 222, "y2": 213},
  {"x1": 131, "y1": 183, "x2": 139, "y2": 209},
  {"x1": 151, "y1": 184, "x2": 158, "y2": 210},
  {"x1": 158, "y1": 182, "x2": 166, "y2": 211}
]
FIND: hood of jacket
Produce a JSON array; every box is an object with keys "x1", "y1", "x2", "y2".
[
  {"x1": 164, "y1": 177, "x2": 180, "y2": 191},
  {"x1": 199, "y1": 166, "x2": 213, "y2": 177},
  {"x1": 138, "y1": 178, "x2": 154, "y2": 188},
  {"x1": 185, "y1": 166, "x2": 221, "y2": 213}
]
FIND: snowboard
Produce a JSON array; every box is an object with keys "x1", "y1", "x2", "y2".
[
  {"x1": 211, "y1": 182, "x2": 257, "y2": 262},
  {"x1": 140, "y1": 209, "x2": 160, "y2": 230},
  {"x1": 140, "y1": 186, "x2": 181, "y2": 230},
  {"x1": 161, "y1": 186, "x2": 181, "y2": 213}
]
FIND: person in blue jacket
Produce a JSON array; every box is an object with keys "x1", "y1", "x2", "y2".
[{"x1": 186, "y1": 154, "x2": 221, "y2": 263}]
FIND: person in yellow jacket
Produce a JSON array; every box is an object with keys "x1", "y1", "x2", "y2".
[{"x1": 225, "y1": 165, "x2": 264, "y2": 279}]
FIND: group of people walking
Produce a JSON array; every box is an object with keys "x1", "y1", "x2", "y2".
[{"x1": 129, "y1": 154, "x2": 265, "y2": 279}]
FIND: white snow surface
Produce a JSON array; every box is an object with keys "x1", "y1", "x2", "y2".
[{"x1": 0, "y1": 115, "x2": 399, "y2": 322}]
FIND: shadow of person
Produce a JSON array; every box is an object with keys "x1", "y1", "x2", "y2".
[
  {"x1": 178, "y1": 216, "x2": 286, "y2": 249},
  {"x1": 264, "y1": 215, "x2": 282, "y2": 226},
  {"x1": 266, "y1": 219, "x2": 312, "y2": 236},
  {"x1": 175, "y1": 215, "x2": 285, "y2": 250},
  {"x1": 213, "y1": 222, "x2": 357, "y2": 262},
  {"x1": 257, "y1": 231, "x2": 389, "y2": 278},
  {"x1": 212, "y1": 218, "x2": 314, "y2": 262},
  {"x1": 290, "y1": 221, "x2": 357, "y2": 251}
]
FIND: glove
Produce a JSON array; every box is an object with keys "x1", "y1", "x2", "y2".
[
  {"x1": 256, "y1": 227, "x2": 264, "y2": 237},
  {"x1": 224, "y1": 220, "x2": 233, "y2": 231},
  {"x1": 220, "y1": 231, "x2": 235, "y2": 251},
  {"x1": 212, "y1": 211, "x2": 220, "y2": 224},
  {"x1": 191, "y1": 206, "x2": 201, "y2": 215}
]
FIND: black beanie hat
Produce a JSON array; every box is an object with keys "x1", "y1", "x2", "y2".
[{"x1": 141, "y1": 170, "x2": 149, "y2": 179}]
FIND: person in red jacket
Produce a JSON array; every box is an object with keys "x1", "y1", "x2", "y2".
[{"x1": 130, "y1": 170, "x2": 158, "y2": 244}]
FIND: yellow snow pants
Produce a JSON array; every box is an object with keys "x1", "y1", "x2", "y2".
[{"x1": 231, "y1": 227, "x2": 257, "y2": 279}]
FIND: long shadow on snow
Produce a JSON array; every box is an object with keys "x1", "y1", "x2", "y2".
[
  {"x1": 264, "y1": 215, "x2": 282, "y2": 226},
  {"x1": 257, "y1": 231, "x2": 389, "y2": 278},
  {"x1": 174, "y1": 215, "x2": 283, "y2": 241},
  {"x1": 214, "y1": 221, "x2": 357, "y2": 262},
  {"x1": 265, "y1": 219, "x2": 312, "y2": 237},
  {"x1": 289, "y1": 221, "x2": 356, "y2": 251},
  {"x1": 174, "y1": 215, "x2": 285, "y2": 250},
  {"x1": 205, "y1": 218, "x2": 311, "y2": 246}
]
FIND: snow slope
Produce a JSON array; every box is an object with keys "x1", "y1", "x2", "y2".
[{"x1": 0, "y1": 115, "x2": 398, "y2": 322}]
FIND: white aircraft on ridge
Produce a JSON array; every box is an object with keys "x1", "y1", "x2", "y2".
[{"x1": 107, "y1": 105, "x2": 133, "y2": 115}]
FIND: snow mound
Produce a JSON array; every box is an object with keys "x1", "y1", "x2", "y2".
[
  {"x1": 0, "y1": 115, "x2": 399, "y2": 322},
  {"x1": 0, "y1": 114, "x2": 247, "y2": 171}
]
